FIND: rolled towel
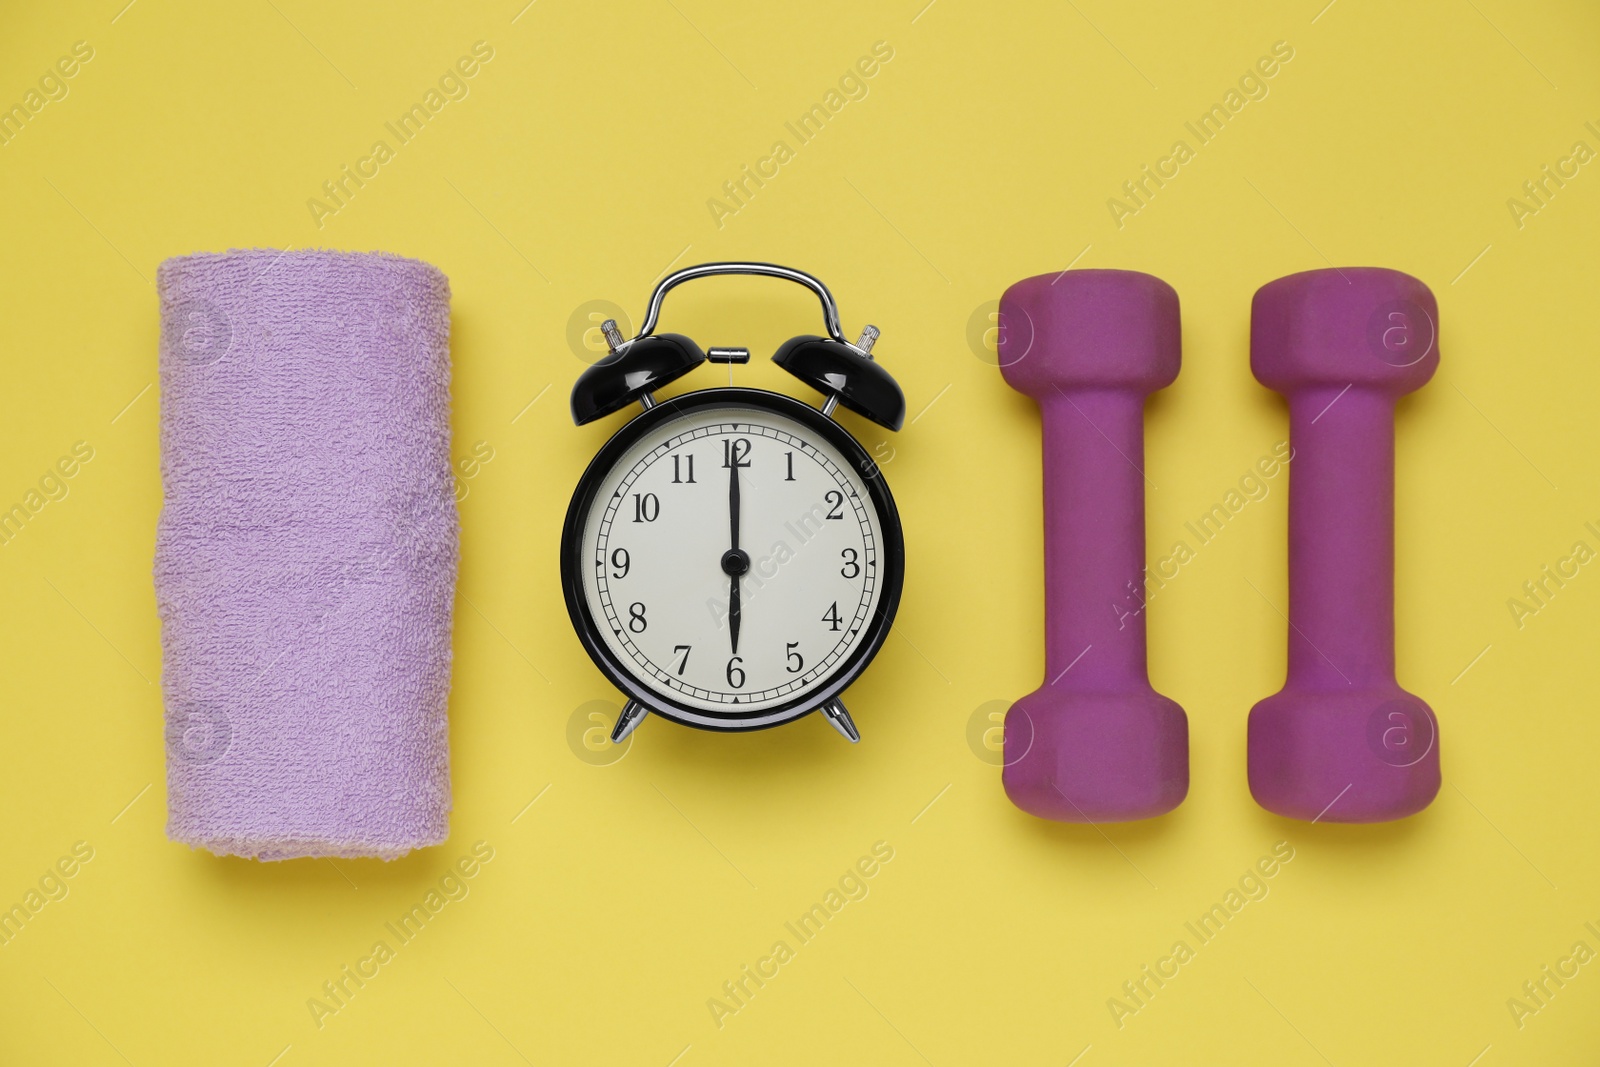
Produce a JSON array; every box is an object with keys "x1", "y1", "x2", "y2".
[{"x1": 155, "y1": 250, "x2": 458, "y2": 860}]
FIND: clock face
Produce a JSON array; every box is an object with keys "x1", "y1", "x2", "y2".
[{"x1": 562, "y1": 389, "x2": 902, "y2": 730}]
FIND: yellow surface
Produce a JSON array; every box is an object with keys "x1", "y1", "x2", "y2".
[{"x1": 1, "y1": 0, "x2": 1597, "y2": 1063}]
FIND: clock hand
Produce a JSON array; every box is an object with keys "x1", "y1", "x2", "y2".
[
  {"x1": 728, "y1": 448, "x2": 742, "y2": 654},
  {"x1": 729, "y1": 451, "x2": 740, "y2": 554}
]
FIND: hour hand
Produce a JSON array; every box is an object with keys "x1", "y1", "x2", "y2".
[
  {"x1": 722, "y1": 456, "x2": 749, "y2": 654},
  {"x1": 721, "y1": 546, "x2": 750, "y2": 654}
]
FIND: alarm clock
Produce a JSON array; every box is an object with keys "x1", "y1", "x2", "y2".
[{"x1": 561, "y1": 263, "x2": 906, "y2": 744}]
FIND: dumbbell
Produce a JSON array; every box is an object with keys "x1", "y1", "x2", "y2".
[
  {"x1": 998, "y1": 270, "x2": 1189, "y2": 822},
  {"x1": 1249, "y1": 267, "x2": 1441, "y2": 822}
]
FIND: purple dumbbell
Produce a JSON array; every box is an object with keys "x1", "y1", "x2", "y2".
[
  {"x1": 998, "y1": 270, "x2": 1189, "y2": 822},
  {"x1": 1249, "y1": 268, "x2": 1441, "y2": 822}
]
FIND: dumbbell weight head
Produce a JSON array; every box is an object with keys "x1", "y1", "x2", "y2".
[
  {"x1": 1250, "y1": 686, "x2": 1439, "y2": 822},
  {"x1": 1005, "y1": 689, "x2": 1189, "y2": 823},
  {"x1": 1252, "y1": 267, "x2": 1439, "y2": 393},
  {"x1": 998, "y1": 270, "x2": 1181, "y2": 395}
]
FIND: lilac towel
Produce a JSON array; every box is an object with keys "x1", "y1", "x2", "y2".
[{"x1": 155, "y1": 250, "x2": 458, "y2": 861}]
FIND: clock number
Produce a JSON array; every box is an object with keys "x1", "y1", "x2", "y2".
[
  {"x1": 822, "y1": 601, "x2": 842, "y2": 631},
  {"x1": 632, "y1": 493, "x2": 659, "y2": 523},
  {"x1": 627, "y1": 602, "x2": 647, "y2": 633},
  {"x1": 722, "y1": 438, "x2": 751, "y2": 468},
  {"x1": 673, "y1": 644, "x2": 691, "y2": 675},
  {"x1": 824, "y1": 490, "x2": 844, "y2": 520},
  {"x1": 610, "y1": 547, "x2": 630, "y2": 579},
  {"x1": 840, "y1": 547, "x2": 860, "y2": 578},
  {"x1": 785, "y1": 642, "x2": 804, "y2": 673},
  {"x1": 784, "y1": 451, "x2": 796, "y2": 481},
  {"x1": 726, "y1": 656, "x2": 746, "y2": 689},
  {"x1": 672, "y1": 454, "x2": 696, "y2": 483}
]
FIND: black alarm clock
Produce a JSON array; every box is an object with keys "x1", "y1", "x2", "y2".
[{"x1": 561, "y1": 263, "x2": 906, "y2": 744}]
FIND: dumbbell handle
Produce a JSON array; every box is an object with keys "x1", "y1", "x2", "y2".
[
  {"x1": 1041, "y1": 390, "x2": 1149, "y2": 689},
  {"x1": 1284, "y1": 387, "x2": 1397, "y2": 685}
]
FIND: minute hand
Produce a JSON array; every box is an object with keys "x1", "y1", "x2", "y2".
[{"x1": 729, "y1": 453, "x2": 740, "y2": 554}]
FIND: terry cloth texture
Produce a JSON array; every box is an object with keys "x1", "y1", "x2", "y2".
[{"x1": 155, "y1": 250, "x2": 458, "y2": 861}]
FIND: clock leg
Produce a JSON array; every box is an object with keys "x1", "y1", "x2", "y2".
[
  {"x1": 610, "y1": 700, "x2": 649, "y2": 743},
  {"x1": 820, "y1": 698, "x2": 860, "y2": 743}
]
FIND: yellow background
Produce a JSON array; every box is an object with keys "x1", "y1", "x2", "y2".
[{"x1": 2, "y1": 0, "x2": 1597, "y2": 1063}]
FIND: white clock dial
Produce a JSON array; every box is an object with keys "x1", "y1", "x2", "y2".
[{"x1": 579, "y1": 403, "x2": 885, "y2": 714}]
